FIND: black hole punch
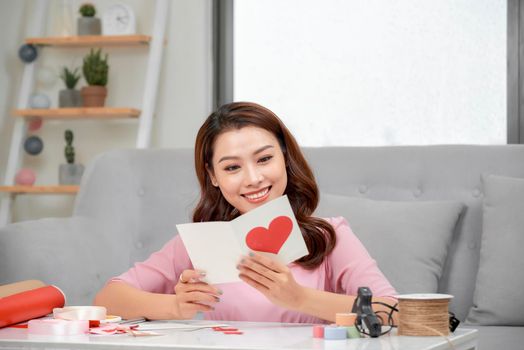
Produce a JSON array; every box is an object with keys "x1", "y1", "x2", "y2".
[
  {"x1": 351, "y1": 287, "x2": 397, "y2": 337},
  {"x1": 449, "y1": 312, "x2": 460, "y2": 332}
]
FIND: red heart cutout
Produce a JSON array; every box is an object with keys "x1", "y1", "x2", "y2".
[{"x1": 245, "y1": 216, "x2": 293, "y2": 254}]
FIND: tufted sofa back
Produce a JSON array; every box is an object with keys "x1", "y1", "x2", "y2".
[
  {"x1": 304, "y1": 145, "x2": 524, "y2": 319},
  {"x1": 73, "y1": 145, "x2": 524, "y2": 319}
]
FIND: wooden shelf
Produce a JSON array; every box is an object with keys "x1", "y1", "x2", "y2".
[
  {"x1": 13, "y1": 107, "x2": 141, "y2": 120},
  {"x1": 25, "y1": 35, "x2": 151, "y2": 47},
  {"x1": 0, "y1": 186, "x2": 79, "y2": 194}
]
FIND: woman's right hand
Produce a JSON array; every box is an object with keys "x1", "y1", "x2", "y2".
[{"x1": 173, "y1": 269, "x2": 221, "y2": 319}]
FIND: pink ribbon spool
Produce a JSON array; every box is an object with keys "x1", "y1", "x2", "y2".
[{"x1": 28, "y1": 319, "x2": 89, "y2": 336}]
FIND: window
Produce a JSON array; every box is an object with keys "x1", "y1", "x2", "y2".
[{"x1": 231, "y1": 0, "x2": 507, "y2": 146}]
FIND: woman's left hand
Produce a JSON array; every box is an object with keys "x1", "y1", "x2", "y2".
[{"x1": 236, "y1": 252, "x2": 305, "y2": 310}]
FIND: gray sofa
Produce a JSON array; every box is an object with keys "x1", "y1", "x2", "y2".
[{"x1": 1, "y1": 146, "x2": 523, "y2": 349}]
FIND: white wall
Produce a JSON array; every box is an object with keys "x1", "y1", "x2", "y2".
[{"x1": 0, "y1": 0, "x2": 213, "y2": 222}]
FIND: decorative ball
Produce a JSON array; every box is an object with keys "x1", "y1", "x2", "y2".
[
  {"x1": 24, "y1": 135, "x2": 44, "y2": 155},
  {"x1": 18, "y1": 44, "x2": 38, "y2": 63},
  {"x1": 28, "y1": 117, "x2": 43, "y2": 131},
  {"x1": 36, "y1": 66, "x2": 57, "y2": 88},
  {"x1": 15, "y1": 168, "x2": 36, "y2": 186},
  {"x1": 29, "y1": 93, "x2": 51, "y2": 109}
]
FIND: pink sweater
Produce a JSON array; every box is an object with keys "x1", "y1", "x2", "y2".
[{"x1": 114, "y1": 217, "x2": 396, "y2": 323}]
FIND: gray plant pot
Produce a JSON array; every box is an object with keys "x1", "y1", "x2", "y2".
[
  {"x1": 59, "y1": 163, "x2": 85, "y2": 185},
  {"x1": 77, "y1": 17, "x2": 101, "y2": 36},
  {"x1": 59, "y1": 89, "x2": 82, "y2": 108}
]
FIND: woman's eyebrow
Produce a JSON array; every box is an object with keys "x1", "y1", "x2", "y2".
[
  {"x1": 253, "y1": 145, "x2": 274, "y2": 155},
  {"x1": 217, "y1": 145, "x2": 274, "y2": 163}
]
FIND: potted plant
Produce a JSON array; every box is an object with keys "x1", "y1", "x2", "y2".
[
  {"x1": 77, "y1": 3, "x2": 101, "y2": 36},
  {"x1": 59, "y1": 130, "x2": 84, "y2": 185},
  {"x1": 58, "y1": 66, "x2": 82, "y2": 107},
  {"x1": 81, "y1": 48, "x2": 109, "y2": 107}
]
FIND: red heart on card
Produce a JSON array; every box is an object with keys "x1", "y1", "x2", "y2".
[{"x1": 245, "y1": 216, "x2": 293, "y2": 254}]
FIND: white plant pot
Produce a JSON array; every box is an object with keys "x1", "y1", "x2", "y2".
[{"x1": 59, "y1": 163, "x2": 85, "y2": 185}]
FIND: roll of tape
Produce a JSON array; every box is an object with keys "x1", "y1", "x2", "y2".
[
  {"x1": 312, "y1": 325, "x2": 324, "y2": 338},
  {"x1": 324, "y1": 326, "x2": 347, "y2": 340},
  {"x1": 53, "y1": 306, "x2": 107, "y2": 321},
  {"x1": 346, "y1": 326, "x2": 361, "y2": 339},
  {"x1": 335, "y1": 312, "x2": 357, "y2": 326},
  {"x1": 28, "y1": 319, "x2": 89, "y2": 336}
]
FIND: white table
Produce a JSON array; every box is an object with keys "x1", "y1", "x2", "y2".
[{"x1": 0, "y1": 321, "x2": 478, "y2": 350}]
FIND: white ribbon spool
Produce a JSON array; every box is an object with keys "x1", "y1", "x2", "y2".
[
  {"x1": 28, "y1": 319, "x2": 89, "y2": 336},
  {"x1": 53, "y1": 306, "x2": 107, "y2": 321}
]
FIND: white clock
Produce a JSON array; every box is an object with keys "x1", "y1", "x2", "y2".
[{"x1": 102, "y1": 3, "x2": 136, "y2": 35}]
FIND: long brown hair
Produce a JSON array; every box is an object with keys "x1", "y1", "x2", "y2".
[{"x1": 193, "y1": 102, "x2": 336, "y2": 269}]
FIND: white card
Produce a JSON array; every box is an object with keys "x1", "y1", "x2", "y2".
[{"x1": 176, "y1": 195, "x2": 308, "y2": 284}]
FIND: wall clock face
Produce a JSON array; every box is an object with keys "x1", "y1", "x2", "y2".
[{"x1": 102, "y1": 3, "x2": 136, "y2": 35}]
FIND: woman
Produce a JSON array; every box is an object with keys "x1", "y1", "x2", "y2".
[{"x1": 94, "y1": 102, "x2": 397, "y2": 323}]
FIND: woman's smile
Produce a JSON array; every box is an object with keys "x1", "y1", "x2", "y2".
[{"x1": 242, "y1": 186, "x2": 272, "y2": 203}]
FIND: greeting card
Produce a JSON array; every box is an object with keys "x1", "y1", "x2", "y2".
[{"x1": 176, "y1": 195, "x2": 308, "y2": 284}]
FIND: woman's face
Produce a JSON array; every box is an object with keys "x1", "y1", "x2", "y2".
[{"x1": 208, "y1": 126, "x2": 287, "y2": 214}]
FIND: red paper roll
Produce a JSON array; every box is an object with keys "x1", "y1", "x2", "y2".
[{"x1": 0, "y1": 285, "x2": 65, "y2": 328}]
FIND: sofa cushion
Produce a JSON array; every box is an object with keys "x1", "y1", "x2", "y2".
[
  {"x1": 462, "y1": 325, "x2": 524, "y2": 350},
  {"x1": 466, "y1": 175, "x2": 524, "y2": 325},
  {"x1": 316, "y1": 194, "x2": 464, "y2": 294}
]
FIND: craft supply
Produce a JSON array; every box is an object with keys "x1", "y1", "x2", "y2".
[
  {"x1": 346, "y1": 326, "x2": 361, "y2": 339},
  {"x1": 324, "y1": 326, "x2": 347, "y2": 340},
  {"x1": 335, "y1": 312, "x2": 356, "y2": 326},
  {"x1": 119, "y1": 317, "x2": 146, "y2": 325},
  {"x1": 104, "y1": 315, "x2": 122, "y2": 323},
  {"x1": 53, "y1": 306, "x2": 107, "y2": 321},
  {"x1": 137, "y1": 322, "x2": 228, "y2": 331},
  {"x1": 28, "y1": 319, "x2": 88, "y2": 336},
  {"x1": 90, "y1": 324, "x2": 139, "y2": 335},
  {"x1": 213, "y1": 327, "x2": 238, "y2": 332},
  {"x1": 0, "y1": 285, "x2": 65, "y2": 328},
  {"x1": 212, "y1": 326, "x2": 244, "y2": 335},
  {"x1": 0, "y1": 280, "x2": 45, "y2": 298},
  {"x1": 397, "y1": 293, "x2": 452, "y2": 336},
  {"x1": 312, "y1": 325, "x2": 324, "y2": 338}
]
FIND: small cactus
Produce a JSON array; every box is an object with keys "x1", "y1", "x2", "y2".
[
  {"x1": 79, "y1": 3, "x2": 96, "y2": 17},
  {"x1": 64, "y1": 129, "x2": 75, "y2": 164},
  {"x1": 59, "y1": 66, "x2": 81, "y2": 89},
  {"x1": 82, "y1": 48, "x2": 109, "y2": 86}
]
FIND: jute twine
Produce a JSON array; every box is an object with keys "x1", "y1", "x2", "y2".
[{"x1": 398, "y1": 296, "x2": 450, "y2": 337}]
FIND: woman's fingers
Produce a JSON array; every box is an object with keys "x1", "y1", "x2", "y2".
[
  {"x1": 239, "y1": 272, "x2": 270, "y2": 292},
  {"x1": 178, "y1": 269, "x2": 206, "y2": 284},
  {"x1": 173, "y1": 270, "x2": 221, "y2": 319},
  {"x1": 175, "y1": 281, "x2": 222, "y2": 297},
  {"x1": 238, "y1": 257, "x2": 278, "y2": 282},
  {"x1": 178, "y1": 291, "x2": 220, "y2": 306},
  {"x1": 246, "y1": 252, "x2": 287, "y2": 273}
]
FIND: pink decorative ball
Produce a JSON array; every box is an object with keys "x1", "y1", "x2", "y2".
[
  {"x1": 15, "y1": 168, "x2": 36, "y2": 186},
  {"x1": 28, "y1": 117, "x2": 43, "y2": 131}
]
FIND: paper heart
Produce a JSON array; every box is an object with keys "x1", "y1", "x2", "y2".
[{"x1": 245, "y1": 216, "x2": 293, "y2": 254}]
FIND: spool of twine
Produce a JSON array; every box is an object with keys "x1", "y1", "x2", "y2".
[{"x1": 397, "y1": 294, "x2": 452, "y2": 337}]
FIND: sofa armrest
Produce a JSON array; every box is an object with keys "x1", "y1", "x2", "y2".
[{"x1": 0, "y1": 217, "x2": 128, "y2": 306}]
